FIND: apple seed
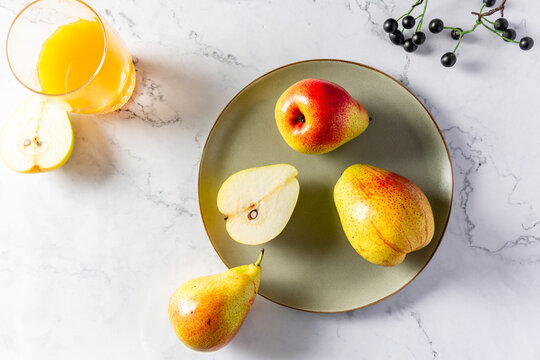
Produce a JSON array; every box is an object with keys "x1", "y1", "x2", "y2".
[{"x1": 23, "y1": 139, "x2": 31, "y2": 146}]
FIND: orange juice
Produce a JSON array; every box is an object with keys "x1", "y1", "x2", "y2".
[{"x1": 37, "y1": 19, "x2": 135, "y2": 114}]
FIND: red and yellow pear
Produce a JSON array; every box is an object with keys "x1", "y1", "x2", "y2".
[
  {"x1": 168, "y1": 250, "x2": 264, "y2": 352},
  {"x1": 275, "y1": 78, "x2": 369, "y2": 154},
  {"x1": 334, "y1": 164, "x2": 434, "y2": 266}
]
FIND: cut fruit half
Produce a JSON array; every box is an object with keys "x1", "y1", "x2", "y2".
[
  {"x1": 217, "y1": 164, "x2": 300, "y2": 245},
  {"x1": 0, "y1": 96, "x2": 73, "y2": 173}
]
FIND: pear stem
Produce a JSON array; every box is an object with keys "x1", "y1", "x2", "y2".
[{"x1": 254, "y1": 249, "x2": 264, "y2": 267}]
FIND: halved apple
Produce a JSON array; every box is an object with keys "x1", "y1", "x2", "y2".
[
  {"x1": 0, "y1": 96, "x2": 73, "y2": 173},
  {"x1": 217, "y1": 164, "x2": 300, "y2": 245}
]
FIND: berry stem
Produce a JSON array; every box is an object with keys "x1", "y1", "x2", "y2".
[
  {"x1": 445, "y1": 19, "x2": 483, "y2": 53},
  {"x1": 441, "y1": 0, "x2": 523, "y2": 56},
  {"x1": 443, "y1": 24, "x2": 480, "y2": 35},
  {"x1": 472, "y1": 0, "x2": 507, "y2": 20},
  {"x1": 414, "y1": 14, "x2": 424, "y2": 33},
  {"x1": 453, "y1": 35, "x2": 463, "y2": 53},
  {"x1": 416, "y1": 0, "x2": 429, "y2": 31},
  {"x1": 479, "y1": 3, "x2": 486, "y2": 13},
  {"x1": 480, "y1": 20, "x2": 519, "y2": 43},
  {"x1": 397, "y1": 0, "x2": 424, "y2": 21}
]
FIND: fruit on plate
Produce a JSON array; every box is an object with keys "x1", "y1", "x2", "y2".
[
  {"x1": 275, "y1": 78, "x2": 369, "y2": 155},
  {"x1": 168, "y1": 250, "x2": 264, "y2": 352},
  {"x1": 334, "y1": 164, "x2": 434, "y2": 266},
  {"x1": 0, "y1": 96, "x2": 73, "y2": 173},
  {"x1": 217, "y1": 164, "x2": 300, "y2": 245}
]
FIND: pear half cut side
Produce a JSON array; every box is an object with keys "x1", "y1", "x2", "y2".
[
  {"x1": 217, "y1": 164, "x2": 300, "y2": 245},
  {"x1": 0, "y1": 96, "x2": 73, "y2": 173}
]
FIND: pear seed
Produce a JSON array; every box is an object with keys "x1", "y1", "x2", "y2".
[
  {"x1": 23, "y1": 139, "x2": 31, "y2": 146},
  {"x1": 248, "y1": 209, "x2": 258, "y2": 220}
]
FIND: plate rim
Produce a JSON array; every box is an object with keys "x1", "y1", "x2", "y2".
[{"x1": 198, "y1": 58, "x2": 454, "y2": 313}]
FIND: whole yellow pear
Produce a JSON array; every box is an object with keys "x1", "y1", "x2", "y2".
[
  {"x1": 168, "y1": 250, "x2": 263, "y2": 352},
  {"x1": 334, "y1": 165, "x2": 434, "y2": 266}
]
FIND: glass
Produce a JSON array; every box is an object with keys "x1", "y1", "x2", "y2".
[{"x1": 6, "y1": 0, "x2": 136, "y2": 114}]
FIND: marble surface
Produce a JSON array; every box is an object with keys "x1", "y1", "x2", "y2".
[{"x1": 1, "y1": 0, "x2": 539, "y2": 359}]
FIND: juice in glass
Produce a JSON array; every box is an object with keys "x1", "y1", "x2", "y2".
[{"x1": 7, "y1": 0, "x2": 136, "y2": 114}]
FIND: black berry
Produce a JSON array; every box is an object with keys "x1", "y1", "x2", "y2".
[
  {"x1": 384, "y1": 18, "x2": 399, "y2": 33},
  {"x1": 412, "y1": 32, "x2": 426, "y2": 45},
  {"x1": 483, "y1": 0, "x2": 496, "y2": 7},
  {"x1": 402, "y1": 16, "x2": 416, "y2": 29},
  {"x1": 389, "y1": 30, "x2": 405, "y2": 45},
  {"x1": 429, "y1": 19, "x2": 444, "y2": 33},
  {"x1": 519, "y1": 36, "x2": 534, "y2": 50},
  {"x1": 502, "y1": 29, "x2": 516, "y2": 42},
  {"x1": 451, "y1": 28, "x2": 463, "y2": 40},
  {"x1": 441, "y1": 52, "x2": 457, "y2": 67},
  {"x1": 494, "y1": 18, "x2": 508, "y2": 31},
  {"x1": 403, "y1": 39, "x2": 418, "y2": 52}
]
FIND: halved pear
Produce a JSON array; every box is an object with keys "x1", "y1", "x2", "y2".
[
  {"x1": 217, "y1": 164, "x2": 300, "y2": 245},
  {"x1": 0, "y1": 96, "x2": 73, "y2": 173}
]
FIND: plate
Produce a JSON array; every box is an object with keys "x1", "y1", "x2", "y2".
[{"x1": 198, "y1": 59, "x2": 453, "y2": 313}]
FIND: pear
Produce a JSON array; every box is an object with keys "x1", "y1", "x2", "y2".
[
  {"x1": 0, "y1": 96, "x2": 73, "y2": 173},
  {"x1": 334, "y1": 164, "x2": 434, "y2": 266},
  {"x1": 275, "y1": 78, "x2": 370, "y2": 154},
  {"x1": 217, "y1": 164, "x2": 300, "y2": 245},
  {"x1": 168, "y1": 250, "x2": 264, "y2": 352}
]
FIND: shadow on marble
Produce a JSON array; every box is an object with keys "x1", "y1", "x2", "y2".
[
  {"x1": 61, "y1": 113, "x2": 116, "y2": 182},
  {"x1": 458, "y1": 31, "x2": 482, "y2": 45},
  {"x1": 230, "y1": 298, "x2": 328, "y2": 358},
  {"x1": 458, "y1": 58, "x2": 486, "y2": 74},
  {"x1": 415, "y1": 42, "x2": 435, "y2": 56},
  {"x1": 103, "y1": 55, "x2": 217, "y2": 129}
]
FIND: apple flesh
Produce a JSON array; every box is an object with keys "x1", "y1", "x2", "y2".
[
  {"x1": 0, "y1": 96, "x2": 73, "y2": 173},
  {"x1": 217, "y1": 164, "x2": 300, "y2": 245},
  {"x1": 334, "y1": 164, "x2": 435, "y2": 266},
  {"x1": 275, "y1": 78, "x2": 369, "y2": 154}
]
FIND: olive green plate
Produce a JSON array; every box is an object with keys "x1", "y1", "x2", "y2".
[{"x1": 198, "y1": 59, "x2": 453, "y2": 313}]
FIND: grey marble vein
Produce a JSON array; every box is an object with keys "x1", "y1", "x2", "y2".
[
  {"x1": 116, "y1": 67, "x2": 182, "y2": 127},
  {"x1": 411, "y1": 312, "x2": 439, "y2": 360},
  {"x1": 189, "y1": 30, "x2": 248, "y2": 68}
]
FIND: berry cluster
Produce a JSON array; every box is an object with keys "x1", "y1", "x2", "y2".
[
  {"x1": 383, "y1": 0, "x2": 534, "y2": 68},
  {"x1": 383, "y1": 0, "x2": 429, "y2": 53}
]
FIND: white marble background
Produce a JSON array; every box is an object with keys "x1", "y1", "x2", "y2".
[{"x1": 0, "y1": 0, "x2": 539, "y2": 359}]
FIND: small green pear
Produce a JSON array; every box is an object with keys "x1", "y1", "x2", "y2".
[{"x1": 168, "y1": 250, "x2": 264, "y2": 352}]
